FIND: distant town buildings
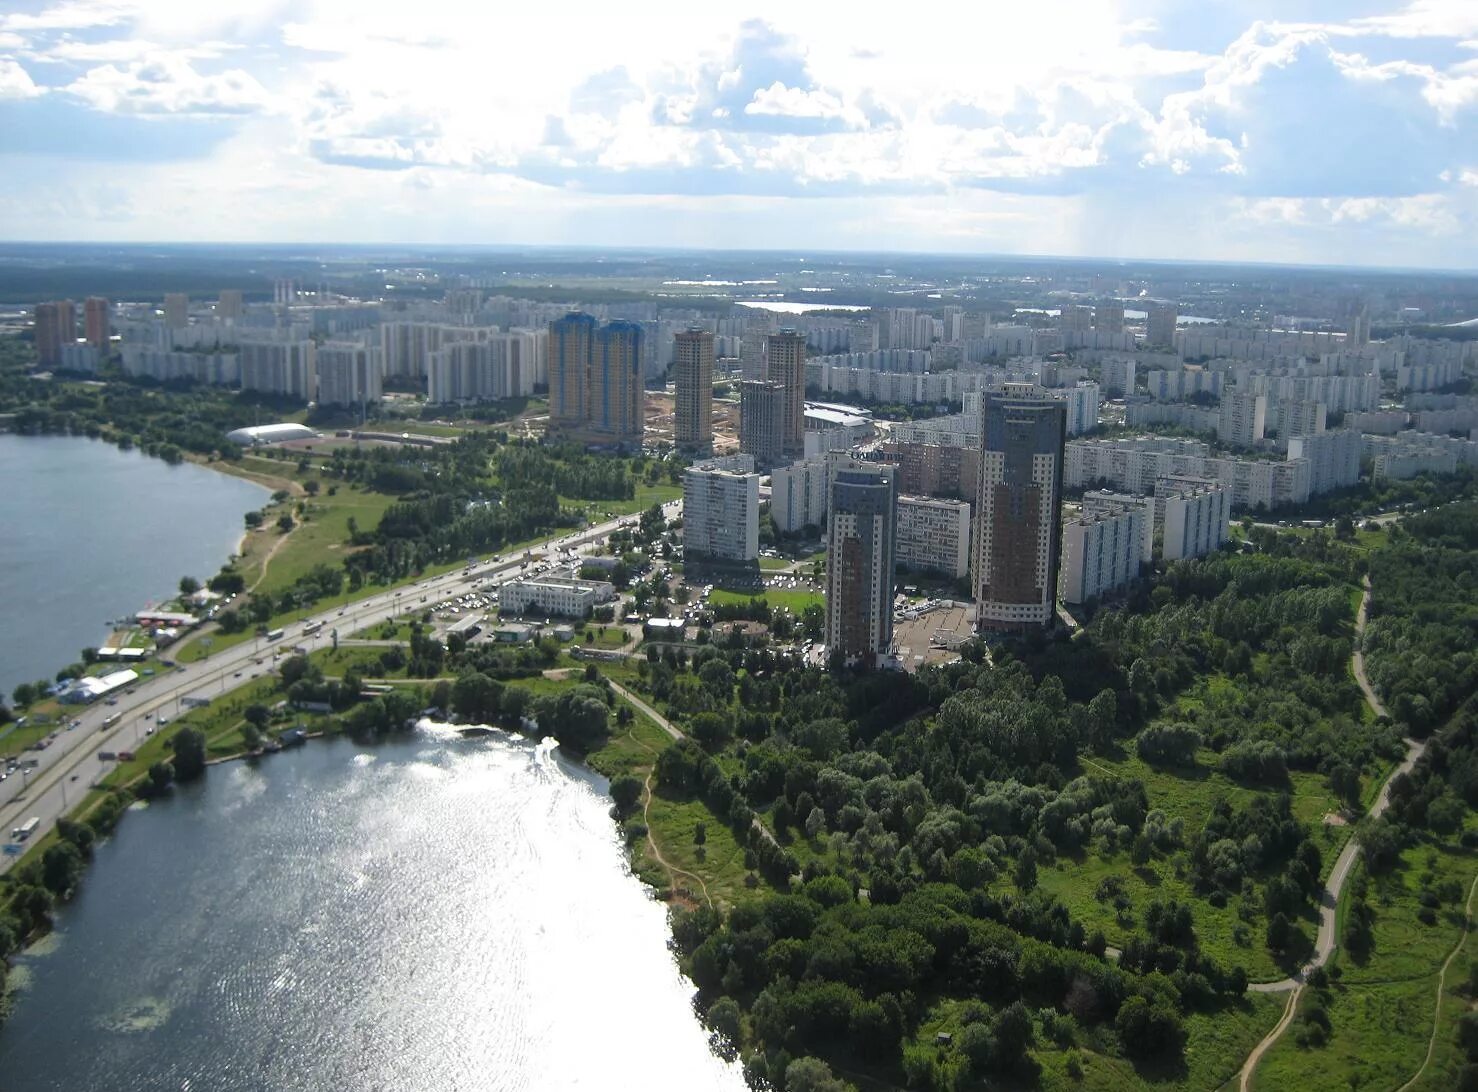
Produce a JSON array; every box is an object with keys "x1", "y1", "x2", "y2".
[
  {"x1": 33, "y1": 300, "x2": 76, "y2": 367},
  {"x1": 217, "y1": 289, "x2": 244, "y2": 322},
  {"x1": 83, "y1": 297, "x2": 110, "y2": 351},
  {"x1": 673, "y1": 327, "x2": 714, "y2": 454},
  {"x1": 976, "y1": 390, "x2": 1066, "y2": 632},
  {"x1": 826, "y1": 460, "x2": 898, "y2": 665},
  {"x1": 163, "y1": 293, "x2": 189, "y2": 330},
  {"x1": 1146, "y1": 301, "x2": 1178, "y2": 348},
  {"x1": 426, "y1": 331, "x2": 541, "y2": 404}
]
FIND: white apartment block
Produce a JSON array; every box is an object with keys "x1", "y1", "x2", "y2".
[
  {"x1": 58, "y1": 344, "x2": 100, "y2": 374},
  {"x1": 770, "y1": 451, "x2": 859, "y2": 534},
  {"x1": 1217, "y1": 392, "x2": 1267, "y2": 447},
  {"x1": 1286, "y1": 430, "x2": 1362, "y2": 495},
  {"x1": 380, "y1": 322, "x2": 483, "y2": 379},
  {"x1": 1398, "y1": 360, "x2": 1464, "y2": 393},
  {"x1": 1275, "y1": 399, "x2": 1326, "y2": 440},
  {"x1": 239, "y1": 340, "x2": 316, "y2": 401},
  {"x1": 1061, "y1": 503, "x2": 1149, "y2": 604},
  {"x1": 499, "y1": 576, "x2": 615, "y2": 619},
  {"x1": 427, "y1": 332, "x2": 541, "y2": 403},
  {"x1": 1066, "y1": 437, "x2": 1311, "y2": 509},
  {"x1": 1365, "y1": 431, "x2": 1478, "y2": 480},
  {"x1": 1246, "y1": 373, "x2": 1379, "y2": 415},
  {"x1": 1083, "y1": 491, "x2": 1154, "y2": 563},
  {"x1": 895, "y1": 495, "x2": 971, "y2": 579},
  {"x1": 1344, "y1": 410, "x2": 1408, "y2": 434},
  {"x1": 1147, "y1": 368, "x2": 1223, "y2": 401},
  {"x1": 1158, "y1": 479, "x2": 1231, "y2": 561},
  {"x1": 1100, "y1": 356, "x2": 1136, "y2": 397},
  {"x1": 1051, "y1": 382, "x2": 1101, "y2": 436},
  {"x1": 316, "y1": 342, "x2": 383, "y2": 407},
  {"x1": 682, "y1": 455, "x2": 760, "y2": 562},
  {"x1": 122, "y1": 348, "x2": 239, "y2": 385}
]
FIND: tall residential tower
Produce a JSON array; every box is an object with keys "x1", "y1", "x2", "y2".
[
  {"x1": 673, "y1": 327, "x2": 714, "y2": 454},
  {"x1": 975, "y1": 389, "x2": 1066, "y2": 632},
  {"x1": 826, "y1": 460, "x2": 898, "y2": 666},
  {"x1": 549, "y1": 312, "x2": 645, "y2": 450}
]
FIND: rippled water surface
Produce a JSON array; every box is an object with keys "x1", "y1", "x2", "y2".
[{"x1": 0, "y1": 728, "x2": 744, "y2": 1091}]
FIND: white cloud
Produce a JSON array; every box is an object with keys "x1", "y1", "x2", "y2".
[
  {"x1": 0, "y1": 57, "x2": 43, "y2": 100},
  {"x1": 66, "y1": 52, "x2": 272, "y2": 115},
  {"x1": 745, "y1": 82, "x2": 857, "y2": 124}
]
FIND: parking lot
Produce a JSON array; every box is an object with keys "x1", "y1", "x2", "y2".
[{"x1": 891, "y1": 601, "x2": 974, "y2": 671}]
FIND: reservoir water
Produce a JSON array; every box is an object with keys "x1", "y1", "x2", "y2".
[
  {"x1": 0, "y1": 434, "x2": 268, "y2": 698},
  {"x1": 0, "y1": 728, "x2": 744, "y2": 1091}
]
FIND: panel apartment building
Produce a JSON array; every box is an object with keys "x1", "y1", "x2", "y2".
[
  {"x1": 682, "y1": 454, "x2": 759, "y2": 563},
  {"x1": 548, "y1": 313, "x2": 644, "y2": 450}
]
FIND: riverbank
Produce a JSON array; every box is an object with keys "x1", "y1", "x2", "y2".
[
  {"x1": 0, "y1": 434, "x2": 270, "y2": 701},
  {"x1": 0, "y1": 726, "x2": 746, "y2": 1090}
]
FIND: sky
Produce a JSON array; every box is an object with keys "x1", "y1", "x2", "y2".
[{"x1": 0, "y1": 0, "x2": 1476, "y2": 269}]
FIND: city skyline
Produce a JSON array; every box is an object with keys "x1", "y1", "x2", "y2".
[{"x1": 0, "y1": 2, "x2": 1475, "y2": 269}]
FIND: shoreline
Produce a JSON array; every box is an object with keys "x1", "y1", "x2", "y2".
[{"x1": 0, "y1": 432, "x2": 270, "y2": 696}]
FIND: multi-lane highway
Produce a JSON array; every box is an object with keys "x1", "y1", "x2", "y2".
[{"x1": 0, "y1": 500, "x2": 680, "y2": 874}]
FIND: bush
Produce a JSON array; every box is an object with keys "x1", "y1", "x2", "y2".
[{"x1": 1135, "y1": 723, "x2": 1202, "y2": 768}]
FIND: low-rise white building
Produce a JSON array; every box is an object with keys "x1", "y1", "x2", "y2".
[
  {"x1": 499, "y1": 576, "x2": 615, "y2": 619},
  {"x1": 683, "y1": 454, "x2": 760, "y2": 562},
  {"x1": 895, "y1": 495, "x2": 971, "y2": 579}
]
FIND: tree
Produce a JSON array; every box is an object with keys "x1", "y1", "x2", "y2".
[
  {"x1": 170, "y1": 727, "x2": 207, "y2": 782},
  {"x1": 536, "y1": 685, "x2": 610, "y2": 752},
  {"x1": 41, "y1": 841, "x2": 85, "y2": 897},
  {"x1": 244, "y1": 704, "x2": 272, "y2": 729},
  {"x1": 179, "y1": 575, "x2": 201, "y2": 596},
  {"x1": 12, "y1": 682, "x2": 35, "y2": 708},
  {"x1": 1014, "y1": 847, "x2": 1039, "y2": 893},
  {"x1": 1327, "y1": 764, "x2": 1362, "y2": 812},
  {"x1": 784, "y1": 1057, "x2": 854, "y2": 1092},
  {"x1": 277, "y1": 513, "x2": 295, "y2": 533},
  {"x1": 610, "y1": 775, "x2": 643, "y2": 815},
  {"x1": 244, "y1": 510, "x2": 264, "y2": 529},
  {"x1": 805, "y1": 806, "x2": 826, "y2": 841},
  {"x1": 1116, "y1": 995, "x2": 1185, "y2": 1058},
  {"x1": 452, "y1": 671, "x2": 502, "y2": 723},
  {"x1": 694, "y1": 822, "x2": 707, "y2": 846}
]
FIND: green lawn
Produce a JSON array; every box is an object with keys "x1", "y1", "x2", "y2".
[
  {"x1": 1255, "y1": 842, "x2": 1478, "y2": 1091},
  {"x1": 708, "y1": 586, "x2": 825, "y2": 614},
  {"x1": 562, "y1": 483, "x2": 681, "y2": 521}
]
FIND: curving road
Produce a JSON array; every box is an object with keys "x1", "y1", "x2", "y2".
[
  {"x1": 1238, "y1": 576, "x2": 1426, "y2": 1089},
  {"x1": 0, "y1": 501, "x2": 681, "y2": 874}
]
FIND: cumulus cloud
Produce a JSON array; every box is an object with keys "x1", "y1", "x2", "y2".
[
  {"x1": 0, "y1": 57, "x2": 43, "y2": 100},
  {"x1": 66, "y1": 52, "x2": 272, "y2": 115}
]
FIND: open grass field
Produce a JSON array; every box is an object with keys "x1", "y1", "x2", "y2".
[
  {"x1": 562, "y1": 482, "x2": 681, "y2": 522},
  {"x1": 708, "y1": 586, "x2": 825, "y2": 614},
  {"x1": 1254, "y1": 842, "x2": 1478, "y2": 1091},
  {"x1": 1054, "y1": 748, "x2": 1359, "y2": 982},
  {"x1": 1041, "y1": 992, "x2": 1285, "y2": 1091}
]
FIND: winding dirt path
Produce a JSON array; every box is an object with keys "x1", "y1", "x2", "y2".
[
  {"x1": 1395, "y1": 870, "x2": 1478, "y2": 1092},
  {"x1": 1238, "y1": 576, "x2": 1427, "y2": 1089}
]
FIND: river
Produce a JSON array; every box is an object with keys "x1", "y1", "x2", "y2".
[
  {"x1": 0, "y1": 728, "x2": 744, "y2": 1091},
  {"x1": 0, "y1": 434, "x2": 269, "y2": 699}
]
